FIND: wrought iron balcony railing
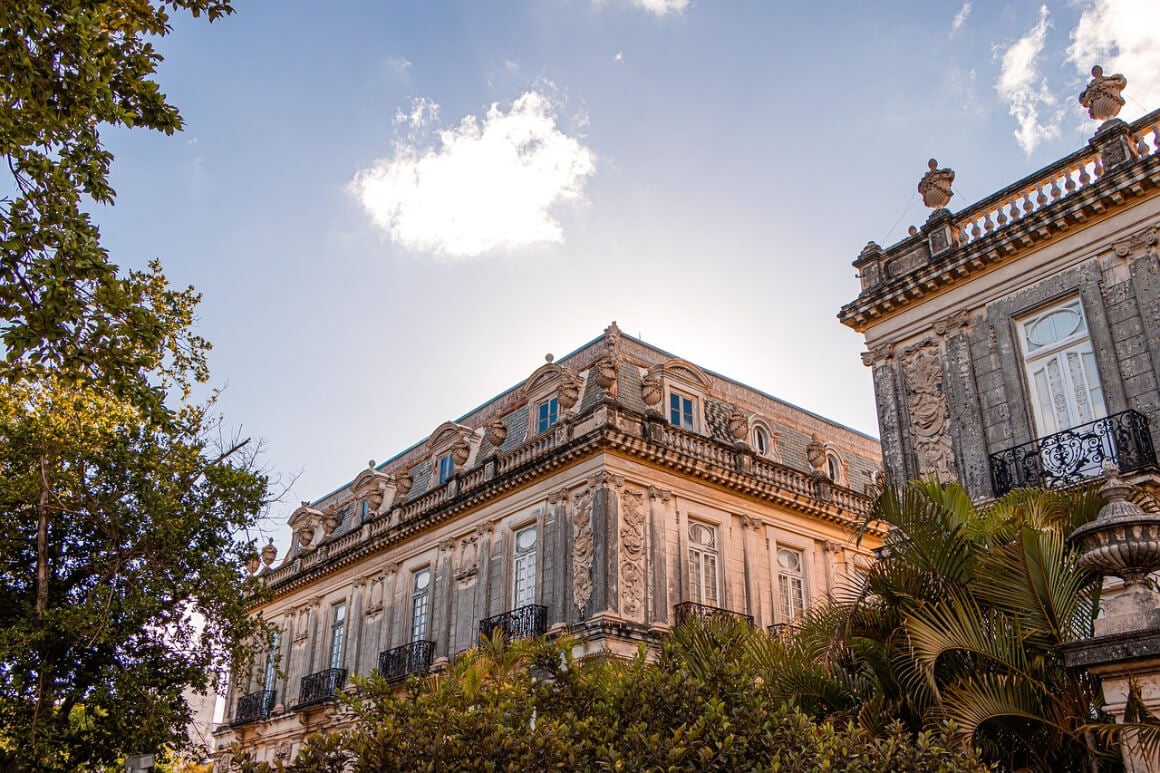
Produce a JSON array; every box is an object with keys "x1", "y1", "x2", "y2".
[
  {"x1": 674, "y1": 601, "x2": 753, "y2": 627},
  {"x1": 767, "y1": 623, "x2": 800, "y2": 640},
  {"x1": 378, "y1": 640, "x2": 435, "y2": 684},
  {"x1": 989, "y1": 410, "x2": 1156, "y2": 497},
  {"x1": 296, "y1": 667, "x2": 347, "y2": 709},
  {"x1": 479, "y1": 604, "x2": 547, "y2": 642},
  {"x1": 231, "y1": 689, "x2": 275, "y2": 726}
]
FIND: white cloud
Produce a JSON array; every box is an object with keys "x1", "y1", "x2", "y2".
[
  {"x1": 350, "y1": 92, "x2": 596, "y2": 259},
  {"x1": 614, "y1": 51, "x2": 625, "y2": 63},
  {"x1": 950, "y1": 2, "x2": 972, "y2": 36},
  {"x1": 1067, "y1": 0, "x2": 1160, "y2": 120},
  {"x1": 393, "y1": 96, "x2": 439, "y2": 133},
  {"x1": 597, "y1": 0, "x2": 687, "y2": 15},
  {"x1": 995, "y1": 5, "x2": 1060, "y2": 154},
  {"x1": 386, "y1": 56, "x2": 412, "y2": 74}
]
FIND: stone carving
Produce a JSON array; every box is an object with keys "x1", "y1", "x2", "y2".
[
  {"x1": 620, "y1": 489, "x2": 646, "y2": 620},
  {"x1": 727, "y1": 407, "x2": 748, "y2": 442},
  {"x1": 1079, "y1": 65, "x2": 1126, "y2": 122},
  {"x1": 395, "y1": 469, "x2": 413, "y2": 499},
  {"x1": 274, "y1": 741, "x2": 291, "y2": 761},
  {"x1": 933, "y1": 311, "x2": 969, "y2": 337},
  {"x1": 289, "y1": 502, "x2": 323, "y2": 550},
  {"x1": 595, "y1": 356, "x2": 618, "y2": 390},
  {"x1": 366, "y1": 574, "x2": 385, "y2": 615},
  {"x1": 902, "y1": 342, "x2": 957, "y2": 481},
  {"x1": 451, "y1": 438, "x2": 471, "y2": 467},
  {"x1": 588, "y1": 470, "x2": 625, "y2": 489},
  {"x1": 485, "y1": 417, "x2": 508, "y2": 449},
  {"x1": 293, "y1": 606, "x2": 310, "y2": 643},
  {"x1": 455, "y1": 532, "x2": 481, "y2": 580},
  {"x1": 918, "y1": 159, "x2": 955, "y2": 209},
  {"x1": 572, "y1": 489, "x2": 594, "y2": 613},
  {"x1": 321, "y1": 505, "x2": 340, "y2": 539},
  {"x1": 860, "y1": 343, "x2": 894, "y2": 367},
  {"x1": 806, "y1": 434, "x2": 827, "y2": 475},
  {"x1": 641, "y1": 372, "x2": 662, "y2": 408},
  {"x1": 1113, "y1": 224, "x2": 1159, "y2": 259},
  {"x1": 558, "y1": 373, "x2": 582, "y2": 410},
  {"x1": 647, "y1": 485, "x2": 672, "y2": 502}
]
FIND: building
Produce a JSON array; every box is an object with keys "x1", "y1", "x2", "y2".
[
  {"x1": 839, "y1": 67, "x2": 1160, "y2": 770},
  {"x1": 839, "y1": 77, "x2": 1160, "y2": 504},
  {"x1": 215, "y1": 323, "x2": 883, "y2": 763}
]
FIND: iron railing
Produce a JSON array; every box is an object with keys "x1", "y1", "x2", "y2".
[
  {"x1": 674, "y1": 601, "x2": 753, "y2": 627},
  {"x1": 378, "y1": 640, "x2": 435, "y2": 684},
  {"x1": 989, "y1": 410, "x2": 1156, "y2": 496},
  {"x1": 296, "y1": 667, "x2": 347, "y2": 709},
  {"x1": 231, "y1": 689, "x2": 275, "y2": 725},
  {"x1": 767, "y1": 623, "x2": 800, "y2": 640},
  {"x1": 479, "y1": 604, "x2": 547, "y2": 642}
]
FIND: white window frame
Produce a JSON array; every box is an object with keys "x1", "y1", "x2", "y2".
[
  {"x1": 776, "y1": 546, "x2": 808, "y2": 623},
  {"x1": 687, "y1": 520, "x2": 721, "y2": 607},
  {"x1": 535, "y1": 397, "x2": 559, "y2": 435},
  {"x1": 668, "y1": 389, "x2": 699, "y2": 432},
  {"x1": 1016, "y1": 296, "x2": 1107, "y2": 437},
  {"x1": 512, "y1": 524, "x2": 538, "y2": 608},
  {"x1": 437, "y1": 453, "x2": 455, "y2": 484},
  {"x1": 410, "y1": 567, "x2": 432, "y2": 643},
  {"x1": 327, "y1": 602, "x2": 346, "y2": 671}
]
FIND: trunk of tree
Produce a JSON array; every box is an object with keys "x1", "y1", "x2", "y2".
[{"x1": 36, "y1": 455, "x2": 49, "y2": 617}]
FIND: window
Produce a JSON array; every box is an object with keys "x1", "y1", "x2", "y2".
[
  {"x1": 536, "y1": 397, "x2": 559, "y2": 434},
  {"x1": 358, "y1": 499, "x2": 369, "y2": 521},
  {"x1": 512, "y1": 526, "x2": 538, "y2": 608},
  {"x1": 826, "y1": 453, "x2": 841, "y2": 483},
  {"x1": 328, "y1": 603, "x2": 346, "y2": 670},
  {"x1": 1018, "y1": 298, "x2": 1106, "y2": 437},
  {"x1": 669, "y1": 391, "x2": 697, "y2": 431},
  {"x1": 437, "y1": 453, "x2": 455, "y2": 484},
  {"x1": 687, "y1": 521, "x2": 720, "y2": 606},
  {"x1": 777, "y1": 548, "x2": 807, "y2": 622},
  {"x1": 263, "y1": 630, "x2": 280, "y2": 689},
  {"x1": 753, "y1": 426, "x2": 770, "y2": 456},
  {"x1": 410, "y1": 568, "x2": 431, "y2": 643}
]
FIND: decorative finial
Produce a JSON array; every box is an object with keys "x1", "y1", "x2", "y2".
[
  {"x1": 368, "y1": 459, "x2": 375, "y2": 468},
  {"x1": 918, "y1": 159, "x2": 955, "y2": 209},
  {"x1": 908, "y1": 225, "x2": 919, "y2": 237},
  {"x1": 545, "y1": 353, "x2": 554, "y2": 364},
  {"x1": 261, "y1": 538, "x2": 278, "y2": 568},
  {"x1": 1079, "y1": 65, "x2": 1127, "y2": 122}
]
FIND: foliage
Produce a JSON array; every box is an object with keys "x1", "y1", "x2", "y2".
[
  {"x1": 0, "y1": 2, "x2": 272, "y2": 771},
  {"x1": 756, "y1": 479, "x2": 1115, "y2": 771},
  {"x1": 230, "y1": 624, "x2": 988, "y2": 772}
]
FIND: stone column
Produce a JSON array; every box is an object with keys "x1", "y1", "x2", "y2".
[
  {"x1": 547, "y1": 487, "x2": 570, "y2": 631},
  {"x1": 740, "y1": 515, "x2": 760, "y2": 624},
  {"x1": 619, "y1": 487, "x2": 647, "y2": 624},
  {"x1": 433, "y1": 539, "x2": 454, "y2": 666},
  {"x1": 862, "y1": 344, "x2": 907, "y2": 482},
  {"x1": 348, "y1": 579, "x2": 366, "y2": 676},
  {"x1": 647, "y1": 486, "x2": 672, "y2": 631},
  {"x1": 589, "y1": 472, "x2": 624, "y2": 616}
]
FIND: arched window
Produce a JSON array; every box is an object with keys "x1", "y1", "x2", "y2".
[
  {"x1": 753, "y1": 426, "x2": 770, "y2": 456},
  {"x1": 826, "y1": 452, "x2": 843, "y2": 483}
]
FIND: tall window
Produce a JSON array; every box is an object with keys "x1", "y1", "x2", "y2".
[
  {"x1": 1018, "y1": 298, "x2": 1106, "y2": 436},
  {"x1": 328, "y1": 603, "x2": 346, "y2": 671},
  {"x1": 826, "y1": 453, "x2": 841, "y2": 483},
  {"x1": 670, "y1": 392, "x2": 696, "y2": 431},
  {"x1": 263, "y1": 630, "x2": 280, "y2": 689},
  {"x1": 536, "y1": 397, "x2": 559, "y2": 434},
  {"x1": 777, "y1": 548, "x2": 807, "y2": 622},
  {"x1": 437, "y1": 453, "x2": 455, "y2": 484},
  {"x1": 687, "y1": 521, "x2": 720, "y2": 606},
  {"x1": 410, "y1": 568, "x2": 431, "y2": 642},
  {"x1": 512, "y1": 526, "x2": 538, "y2": 608}
]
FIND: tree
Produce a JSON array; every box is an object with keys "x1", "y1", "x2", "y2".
[
  {"x1": 230, "y1": 624, "x2": 988, "y2": 772},
  {"x1": 0, "y1": 2, "x2": 271, "y2": 770},
  {"x1": 752, "y1": 479, "x2": 1118, "y2": 771}
]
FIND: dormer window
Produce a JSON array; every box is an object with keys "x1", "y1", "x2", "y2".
[
  {"x1": 753, "y1": 426, "x2": 770, "y2": 456},
  {"x1": 437, "y1": 453, "x2": 455, "y2": 484},
  {"x1": 536, "y1": 397, "x2": 559, "y2": 434},
  {"x1": 669, "y1": 391, "x2": 697, "y2": 431}
]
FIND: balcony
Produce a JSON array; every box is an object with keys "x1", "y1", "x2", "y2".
[
  {"x1": 295, "y1": 667, "x2": 347, "y2": 709},
  {"x1": 479, "y1": 604, "x2": 547, "y2": 642},
  {"x1": 989, "y1": 410, "x2": 1156, "y2": 497},
  {"x1": 673, "y1": 601, "x2": 753, "y2": 627},
  {"x1": 378, "y1": 640, "x2": 435, "y2": 684},
  {"x1": 231, "y1": 689, "x2": 274, "y2": 726}
]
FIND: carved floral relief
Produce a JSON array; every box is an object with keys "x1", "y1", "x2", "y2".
[
  {"x1": 620, "y1": 488, "x2": 646, "y2": 620},
  {"x1": 902, "y1": 342, "x2": 957, "y2": 481},
  {"x1": 572, "y1": 489, "x2": 594, "y2": 613}
]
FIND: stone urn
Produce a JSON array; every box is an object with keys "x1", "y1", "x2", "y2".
[
  {"x1": 394, "y1": 471, "x2": 413, "y2": 499},
  {"x1": 260, "y1": 538, "x2": 278, "y2": 570},
  {"x1": 641, "y1": 373, "x2": 662, "y2": 409},
  {"x1": 485, "y1": 418, "x2": 508, "y2": 449},
  {"x1": 1069, "y1": 464, "x2": 1160, "y2": 632},
  {"x1": 917, "y1": 159, "x2": 955, "y2": 209},
  {"x1": 451, "y1": 439, "x2": 471, "y2": 466},
  {"x1": 558, "y1": 375, "x2": 581, "y2": 410},
  {"x1": 1079, "y1": 65, "x2": 1127, "y2": 122},
  {"x1": 595, "y1": 357, "x2": 618, "y2": 390},
  {"x1": 728, "y1": 408, "x2": 748, "y2": 442}
]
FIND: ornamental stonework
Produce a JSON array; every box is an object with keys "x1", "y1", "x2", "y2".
[
  {"x1": 619, "y1": 488, "x2": 646, "y2": 621},
  {"x1": 572, "y1": 488, "x2": 594, "y2": 613},
  {"x1": 902, "y1": 342, "x2": 957, "y2": 481}
]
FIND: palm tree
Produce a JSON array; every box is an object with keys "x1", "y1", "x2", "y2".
[{"x1": 757, "y1": 479, "x2": 1116, "y2": 771}]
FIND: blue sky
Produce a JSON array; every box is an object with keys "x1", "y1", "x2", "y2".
[{"x1": 92, "y1": 0, "x2": 1160, "y2": 549}]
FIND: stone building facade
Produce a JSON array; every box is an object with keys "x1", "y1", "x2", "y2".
[
  {"x1": 215, "y1": 323, "x2": 883, "y2": 763},
  {"x1": 840, "y1": 105, "x2": 1160, "y2": 503}
]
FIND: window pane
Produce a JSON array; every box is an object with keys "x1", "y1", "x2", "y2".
[
  {"x1": 670, "y1": 393, "x2": 681, "y2": 426},
  {"x1": 411, "y1": 570, "x2": 430, "y2": 642}
]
